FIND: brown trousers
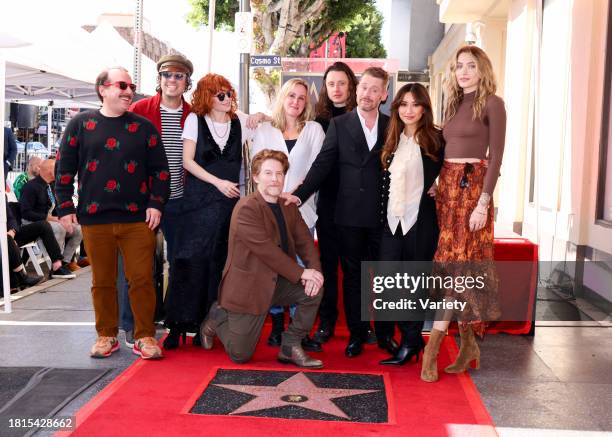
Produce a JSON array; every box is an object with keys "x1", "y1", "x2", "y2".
[
  {"x1": 215, "y1": 277, "x2": 323, "y2": 363},
  {"x1": 82, "y1": 222, "x2": 156, "y2": 339}
]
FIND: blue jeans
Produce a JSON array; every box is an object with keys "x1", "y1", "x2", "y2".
[
  {"x1": 117, "y1": 253, "x2": 134, "y2": 332},
  {"x1": 160, "y1": 197, "x2": 183, "y2": 263},
  {"x1": 269, "y1": 226, "x2": 315, "y2": 317}
]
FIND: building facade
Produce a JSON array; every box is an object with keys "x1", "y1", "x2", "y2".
[{"x1": 429, "y1": 0, "x2": 612, "y2": 305}]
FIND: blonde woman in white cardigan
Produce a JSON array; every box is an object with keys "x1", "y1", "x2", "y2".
[
  {"x1": 251, "y1": 78, "x2": 325, "y2": 231},
  {"x1": 251, "y1": 78, "x2": 325, "y2": 351}
]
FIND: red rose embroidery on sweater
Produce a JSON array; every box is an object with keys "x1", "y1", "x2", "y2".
[
  {"x1": 148, "y1": 176, "x2": 154, "y2": 188},
  {"x1": 126, "y1": 122, "x2": 140, "y2": 133},
  {"x1": 67, "y1": 135, "x2": 77, "y2": 147},
  {"x1": 158, "y1": 170, "x2": 169, "y2": 181},
  {"x1": 126, "y1": 203, "x2": 139, "y2": 212},
  {"x1": 86, "y1": 159, "x2": 99, "y2": 172},
  {"x1": 104, "y1": 179, "x2": 120, "y2": 192},
  {"x1": 87, "y1": 202, "x2": 99, "y2": 214},
  {"x1": 59, "y1": 200, "x2": 74, "y2": 209},
  {"x1": 140, "y1": 181, "x2": 148, "y2": 194},
  {"x1": 124, "y1": 160, "x2": 138, "y2": 174},
  {"x1": 148, "y1": 135, "x2": 158, "y2": 147},
  {"x1": 104, "y1": 137, "x2": 120, "y2": 151},
  {"x1": 83, "y1": 118, "x2": 98, "y2": 131},
  {"x1": 59, "y1": 174, "x2": 72, "y2": 185}
]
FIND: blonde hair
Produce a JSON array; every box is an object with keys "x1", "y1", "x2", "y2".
[
  {"x1": 271, "y1": 78, "x2": 312, "y2": 133},
  {"x1": 444, "y1": 45, "x2": 497, "y2": 122}
]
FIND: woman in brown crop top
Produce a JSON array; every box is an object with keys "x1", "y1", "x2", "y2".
[{"x1": 421, "y1": 45, "x2": 506, "y2": 383}]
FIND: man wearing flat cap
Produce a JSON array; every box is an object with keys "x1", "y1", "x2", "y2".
[{"x1": 122, "y1": 53, "x2": 193, "y2": 349}]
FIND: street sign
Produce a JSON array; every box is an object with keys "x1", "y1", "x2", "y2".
[
  {"x1": 250, "y1": 55, "x2": 282, "y2": 67},
  {"x1": 235, "y1": 12, "x2": 253, "y2": 54}
]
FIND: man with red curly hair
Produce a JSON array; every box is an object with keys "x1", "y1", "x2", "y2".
[{"x1": 55, "y1": 67, "x2": 170, "y2": 360}]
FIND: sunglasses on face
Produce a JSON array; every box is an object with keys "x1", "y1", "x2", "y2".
[
  {"x1": 459, "y1": 163, "x2": 474, "y2": 189},
  {"x1": 102, "y1": 81, "x2": 137, "y2": 92},
  {"x1": 159, "y1": 71, "x2": 186, "y2": 80},
  {"x1": 216, "y1": 90, "x2": 233, "y2": 101}
]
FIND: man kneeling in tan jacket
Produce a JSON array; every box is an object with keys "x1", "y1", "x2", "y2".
[{"x1": 200, "y1": 149, "x2": 324, "y2": 368}]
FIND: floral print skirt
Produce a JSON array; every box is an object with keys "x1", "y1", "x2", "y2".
[{"x1": 433, "y1": 160, "x2": 501, "y2": 337}]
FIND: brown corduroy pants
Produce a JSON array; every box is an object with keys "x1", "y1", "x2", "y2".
[{"x1": 82, "y1": 222, "x2": 156, "y2": 339}]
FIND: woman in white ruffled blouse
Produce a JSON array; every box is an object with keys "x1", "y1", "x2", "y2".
[{"x1": 378, "y1": 83, "x2": 445, "y2": 366}]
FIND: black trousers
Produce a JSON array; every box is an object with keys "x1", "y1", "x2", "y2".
[
  {"x1": 337, "y1": 224, "x2": 392, "y2": 340},
  {"x1": 14, "y1": 221, "x2": 63, "y2": 263},
  {"x1": 379, "y1": 222, "x2": 425, "y2": 347},
  {"x1": 315, "y1": 210, "x2": 340, "y2": 329}
]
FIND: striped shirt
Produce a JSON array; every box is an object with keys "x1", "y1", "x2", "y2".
[{"x1": 160, "y1": 104, "x2": 184, "y2": 199}]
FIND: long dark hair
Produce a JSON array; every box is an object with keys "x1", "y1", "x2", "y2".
[
  {"x1": 382, "y1": 83, "x2": 441, "y2": 169},
  {"x1": 314, "y1": 62, "x2": 358, "y2": 121}
]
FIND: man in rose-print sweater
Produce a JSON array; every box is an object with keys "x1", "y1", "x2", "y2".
[{"x1": 55, "y1": 67, "x2": 170, "y2": 360}]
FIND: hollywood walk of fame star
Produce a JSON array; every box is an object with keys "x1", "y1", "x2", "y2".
[{"x1": 214, "y1": 372, "x2": 380, "y2": 419}]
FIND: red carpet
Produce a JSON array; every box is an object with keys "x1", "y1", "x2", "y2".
[{"x1": 58, "y1": 327, "x2": 496, "y2": 437}]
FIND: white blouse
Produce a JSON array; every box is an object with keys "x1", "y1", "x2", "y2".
[
  {"x1": 251, "y1": 121, "x2": 325, "y2": 228},
  {"x1": 387, "y1": 133, "x2": 424, "y2": 235}
]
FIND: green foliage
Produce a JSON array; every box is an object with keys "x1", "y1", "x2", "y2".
[
  {"x1": 345, "y1": 4, "x2": 386, "y2": 58},
  {"x1": 187, "y1": 0, "x2": 238, "y2": 30}
]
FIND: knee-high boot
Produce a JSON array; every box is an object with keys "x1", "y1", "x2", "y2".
[
  {"x1": 444, "y1": 325, "x2": 480, "y2": 373},
  {"x1": 420, "y1": 329, "x2": 446, "y2": 382}
]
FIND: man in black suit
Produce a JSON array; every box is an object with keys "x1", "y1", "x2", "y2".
[{"x1": 283, "y1": 67, "x2": 397, "y2": 357}]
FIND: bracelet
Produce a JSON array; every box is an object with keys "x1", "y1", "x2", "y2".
[{"x1": 478, "y1": 192, "x2": 491, "y2": 208}]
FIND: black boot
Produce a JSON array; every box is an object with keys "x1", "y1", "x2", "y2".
[
  {"x1": 192, "y1": 332, "x2": 202, "y2": 346},
  {"x1": 301, "y1": 335, "x2": 322, "y2": 352},
  {"x1": 379, "y1": 324, "x2": 425, "y2": 365},
  {"x1": 267, "y1": 312, "x2": 284, "y2": 347},
  {"x1": 163, "y1": 328, "x2": 183, "y2": 350}
]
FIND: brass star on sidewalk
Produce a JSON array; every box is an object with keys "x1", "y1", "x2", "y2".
[{"x1": 214, "y1": 372, "x2": 379, "y2": 419}]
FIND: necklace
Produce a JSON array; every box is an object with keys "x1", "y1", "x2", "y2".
[{"x1": 208, "y1": 114, "x2": 230, "y2": 138}]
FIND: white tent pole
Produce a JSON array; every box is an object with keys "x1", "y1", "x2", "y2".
[
  {"x1": 0, "y1": 50, "x2": 12, "y2": 313},
  {"x1": 206, "y1": 0, "x2": 216, "y2": 73},
  {"x1": 47, "y1": 103, "x2": 52, "y2": 151}
]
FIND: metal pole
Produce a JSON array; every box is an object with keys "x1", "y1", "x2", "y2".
[
  {"x1": 207, "y1": 0, "x2": 216, "y2": 73},
  {"x1": 0, "y1": 51, "x2": 12, "y2": 312},
  {"x1": 47, "y1": 103, "x2": 52, "y2": 151},
  {"x1": 133, "y1": 0, "x2": 144, "y2": 93},
  {"x1": 239, "y1": 0, "x2": 250, "y2": 112}
]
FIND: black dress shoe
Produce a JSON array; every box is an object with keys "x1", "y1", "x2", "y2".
[
  {"x1": 345, "y1": 337, "x2": 363, "y2": 357},
  {"x1": 312, "y1": 325, "x2": 334, "y2": 343},
  {"x1": 301, "y1": 336, "x2": 322, "y2": 352},
  {"x1": 377, "y1": 337, "x2": 400, "y2": 355}
]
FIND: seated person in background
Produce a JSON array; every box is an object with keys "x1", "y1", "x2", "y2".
[
  {"x1": 20, "y1": 159, "x2": 83, "y2": 272},
  {"x1": 12, "y1": 156, "x2": 43, "y2": 200},
  {"x1": 4, "y1": 195, "x2": 75, "y2": 282},
  {"x1": 5, "y1": 197, "x2": 43, "y2": 291},
  {"x1": 200, "y1": 150, "x2": 324, "y2": 368}
]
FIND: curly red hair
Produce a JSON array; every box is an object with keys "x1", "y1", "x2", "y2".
[{"x1": 190, "y1": 73, "x2": 238, "y2": 117}]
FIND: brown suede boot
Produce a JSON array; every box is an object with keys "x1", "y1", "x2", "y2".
[
  {"x1": 444, "y1": 325, "x2": 480, "y2": 373},
  {"x1": 420, "y1": 329, "x2": 446, "y2": 383}
]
